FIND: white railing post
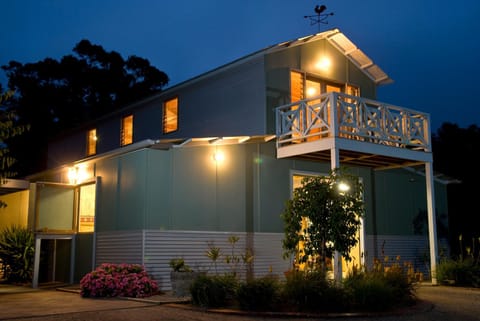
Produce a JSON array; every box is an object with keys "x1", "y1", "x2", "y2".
[{"x1": 330, "y1": 93, "x2": 338, "y2": 138}]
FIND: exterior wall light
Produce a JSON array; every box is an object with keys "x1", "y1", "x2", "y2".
[
  {"x1": 212, "y1": 151, "x2": 225, "y2": 163},
  {"x1": 67, "y1": 164, "x2": 90, "y2": 185},
  {"x1": 315, "y1": 57, "x2": 332, "y2": 71}
]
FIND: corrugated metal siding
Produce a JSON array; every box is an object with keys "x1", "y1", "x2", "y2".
[
  {"x1": 365, "y1": 235, "x2": 450, "y2": 277},
  {"x1": 142, "y1": 230, "x2": 288, "y2": 290},
  {"x1": 95, "y1": 230, "x2": 144, "y2": 266},
  {"x1": 94, "y1": 230, "x2": 449, "y2": 287},
  {"x1": 253, "y1": 233, "x2": 291, "y2": 277}
]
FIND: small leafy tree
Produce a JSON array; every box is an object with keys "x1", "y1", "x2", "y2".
[{"x1": 282, "y1": 168, "x2": 364, "y2": 272}]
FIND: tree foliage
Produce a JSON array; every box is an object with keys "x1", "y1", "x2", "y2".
[
  {"x1": 432, "y1": 122, "x2": 480, "y2": 256},
  {"x1": 282, "y1": 168, "x2": 364, "y2": 272},
  {"x1": 0, "y1": 91, "x2": 29, "y2": 182},
  {"x1": 1, "y1": 40, "x2": 169, "y2": 176}
]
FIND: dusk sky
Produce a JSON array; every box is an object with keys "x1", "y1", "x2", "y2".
[{"x1": 1, "y1": 0, "x2": 479, "y2": 131}]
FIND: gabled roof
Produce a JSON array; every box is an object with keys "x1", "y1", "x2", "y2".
[
  {"x1": 169, "y1": 28, "x2": 392, "y2": 91},
  {"x1": 103, "y1": 29, "x2": 393, "y2": 118},
  {"x1": 263, "y1": 29, "x2": 393, "y2": 85}
]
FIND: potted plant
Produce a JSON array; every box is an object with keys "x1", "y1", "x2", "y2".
[{"x1": 169, "y1": 258, "x2": 201, "y2": 297}]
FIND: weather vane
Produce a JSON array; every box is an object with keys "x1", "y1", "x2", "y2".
[{"x1": 304, "y1": 5, "x2": 334, "y2": 32}]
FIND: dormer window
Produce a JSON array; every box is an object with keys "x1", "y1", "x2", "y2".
[
  {"x1": 163, "y1": 97, "x2": 178, "y2": 134},
  {"x1": 87, "y1": 129, "x2": 97, "y2": 156},
  {"x1": 121, "y1": 115, "x2": 133, "y2": 146}
]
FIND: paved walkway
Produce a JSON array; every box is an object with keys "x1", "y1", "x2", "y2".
[{"x1": 0, "y1": 284, "x2": 479, "y2": 321}]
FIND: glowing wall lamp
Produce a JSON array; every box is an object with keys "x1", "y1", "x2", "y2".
[
  {"x1": 67, "y1": 164, "x2": 90, "y2": 185},
  {"x1": 212, "y1": 151, "x2": 225, "y2": 163},
  {"x1": 315, "y1": 56, "x2": 332, "y2": 71}
]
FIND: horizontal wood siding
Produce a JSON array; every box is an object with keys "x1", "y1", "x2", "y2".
[
  {"x1": 365, "y1": 235, "x2": 449, "y2": 277},
  {"x1": 95, "y1": 230, "x2": 144, "y2": 266}
]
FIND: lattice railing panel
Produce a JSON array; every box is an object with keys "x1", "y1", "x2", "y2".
[{"x1": 276, "y1": 92, "x2": 430, "y2": 151}]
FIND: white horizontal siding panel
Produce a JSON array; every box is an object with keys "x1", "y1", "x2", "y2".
[
  {"x1": 143, "y1": 230, "x2": 290, "y2": 291},
  {"x1": 253, "y1": 233, "x2": 290, "y2": 278},
  {"x1": 144, "y1": 230, "x2": 249, "y2": 290},
  {"x1": 365, "y1": 235, "x2": 449, "y2": 278},
  {"x1": 95, "y1": 230, "x2": 144, "y2": 266}
]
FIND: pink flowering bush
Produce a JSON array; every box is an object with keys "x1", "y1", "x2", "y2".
[{"x1": 80, "y1": 263, "x2": 158, "y2": 298}]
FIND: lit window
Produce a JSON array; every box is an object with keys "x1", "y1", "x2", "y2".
[
  {"x1": 163, "y1": 97, "x2": 178, "y2": 134},
  {"x1": 290, "y1": 71, "x2": 305, "y2": 103},
  {"x1": 87, "y1": 129, "x2": 97, "y2": 156},
  {"x1": 78, "y1": 184, "x2": 96, "y2": 233},
  {"x1": 121, "y1": 115, "x2": 133, "y2": 146},
  {"x1": 346, "y1": 84, "x2": 360, "y2": 97}
]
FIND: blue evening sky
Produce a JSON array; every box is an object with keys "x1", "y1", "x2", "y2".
[{"x1": 1, "y1": 0, "x2": 479, "y2": 131}]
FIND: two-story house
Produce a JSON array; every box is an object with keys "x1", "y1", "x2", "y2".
[{"x1": 1, "y1": 29, "x2": 449, "y2": 289}]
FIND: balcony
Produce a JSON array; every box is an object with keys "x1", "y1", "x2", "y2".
[{"x1": 275, "y1": 92, "x2": 432, "y2": 168}]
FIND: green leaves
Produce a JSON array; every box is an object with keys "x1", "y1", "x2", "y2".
[
  {"x1": 282, "y1": 167, "x2": 365, "y2": 271},
  {"x1": 0, "y1": 225, "x2": 34, "y2": 283}
]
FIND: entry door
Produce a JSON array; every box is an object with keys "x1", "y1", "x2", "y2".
[
  {"x1": 33, "y1": 183, "x2": 76, "y2": 286},
  {"x1": 32, "y1": 181, "x2": 97, "y2": 287}
]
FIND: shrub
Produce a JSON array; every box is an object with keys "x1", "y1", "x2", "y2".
[
  {"x1": 343, "y1": 259, "x2": 415, "y2": 311},
  {"x1": 169, "y1": 258, "x2": 191, "y2": 272},
  {"x1": 282, "y1": 269, "x2": 347, "y2": 312},
  {"x1": 236, "y1": 276, "x2": 280, "y2": 311},
  {"x1": 437, "y1": 259, "x2": 480, "y2": 287},
  {"x1": 344, "y1": 273, "x2": 394, "y2": 311},
  {"x1": 190, "y1": 274, "x2": 238, "y2": 308},
  {"x1": 0, "y1": 225, "x2": 34, "y2": 283},
  {"x1": 80, "y1": 263, "x2": 158, "y2": 298}
]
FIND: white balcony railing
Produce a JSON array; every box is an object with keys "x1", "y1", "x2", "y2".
[{"x1": 275, "y1": 92, "x2": 431, "y2": 152}]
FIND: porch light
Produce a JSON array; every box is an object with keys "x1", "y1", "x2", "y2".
[
  {"x1": 67, "y1": 165, "x2": 89, "y2": 185},
  {"x1": 315, "y1": 57, "x2": 331, "y2": 71},
  {"x1": 212, "y1": 151, "x2": 225, "y2": 163}
]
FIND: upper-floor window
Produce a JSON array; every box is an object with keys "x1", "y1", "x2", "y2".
[
  {"x1": 121, "y1": 115, "x2": 133, "y2": 146},
  {"x1": 163, "y1": 97, "x2": 178, "y2": 134},
  {"x1": 290, "y1": 70, "x2": 360, "y2": 102},
  {"x1": 87, "y1": 129, "x2": 97, "y2": 156}
]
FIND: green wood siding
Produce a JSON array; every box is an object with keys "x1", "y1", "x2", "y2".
[
  {"x1": 93, "y1": 143, "x2": 448, "y2": 239},
  {"x1": 372, "y1": 169, "x2": 449, "y2": 236}
]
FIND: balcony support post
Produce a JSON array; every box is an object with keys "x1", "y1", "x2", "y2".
[
  {"x1": 425, "y1": 161, "x2": 438, "y2": 284},
  {"x1": 331, "y1": 146, "x2": 343, "y2": 283}
]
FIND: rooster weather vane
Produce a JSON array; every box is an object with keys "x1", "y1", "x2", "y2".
[{"x1": 304, "y1": 5, "x2": 334, "y2": 32}]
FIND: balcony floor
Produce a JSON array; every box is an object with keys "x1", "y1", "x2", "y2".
[
  {"x1": 289, "y1": 148, "x2": 426, "y2": 169},
  {"x1": 276, "y1": 136, "x2": 432, "y2": 169}
]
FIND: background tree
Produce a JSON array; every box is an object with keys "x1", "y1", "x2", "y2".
[
  {"x1": 0, "y1": 89, "x2": 29, "y2": 207},
  {"x1": 1, "y1": 40, "x2": 169, "y2": 176},
  {"x1": 432, "y1": 122, "x2": 480, "y2": 257},
  {"x1": 282, "y1": 168, "x2": 365, "y2": 272}
]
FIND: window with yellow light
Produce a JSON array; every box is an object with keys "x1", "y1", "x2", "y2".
[
  {"x1": 163, "y1": 97, "x2": 178, "y2": 134},
  {"x1": 121, "y1": 114, "x2": 133, "y2": 146}
]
